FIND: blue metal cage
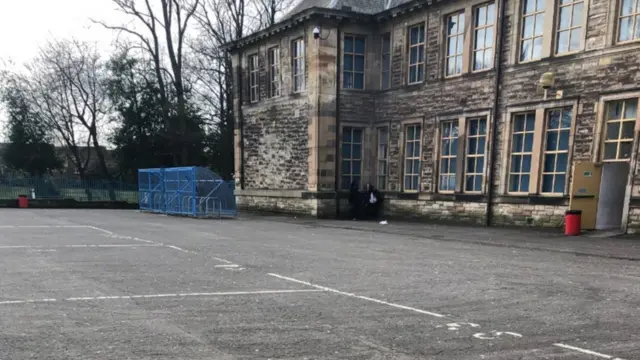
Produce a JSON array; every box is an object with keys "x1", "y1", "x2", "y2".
[{"x1": 138, "y1": 167, "x2": 237, "y2": 218}]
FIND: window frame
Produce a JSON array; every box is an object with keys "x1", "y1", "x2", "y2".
[
  {"x1": 381, "y1": 33, "x2": 392, "y2": 90},
  {"x1": 507, "y1": 112, "x2": 536, "y2": 194},
  {"x1": 601, "y1": 99, "x2": 638, "y2": 162},
  {"x1": 445, "y1": 11, "x2": 466, "y2": 77},
  {"x1": 464, "y1": 117, "x2": 489, "y2": 193},
  {"x1": 438, "y1": 120, "x2": 460, "y2": 192},
  {"x1": 403, "y1": 123, "x2": 422, "y2": 192},
  {"x1": 540, "y1": 107, "x2": 573, "y2": 195},
  {"x1": 376, "y1": 126, "x2": 389, "y2": 190},
  {"x1": 268, "y1": 46, "x2": 281, "y2": 98},
  {"x1": 292, "y1": 38, "x2": 305, "y2": 93},
  {"x1": 407, "y1": 23, "x2": 426, "y2": 85},
  {"x1": 248, "y1": 54, "x2": 259, "y2": 103},
  {"x1": 343, "y1": 34, "x2": 366, "y2": 90},
  {"x1": 472, "y1": 2, "x2": 497, "y2": 72},
  {"x1": 554, "y1": 0, "x2": 586, "y2": 55},
  {"x1": 340, "y1": 126, "x2": 364, "y2": 190},
  {"x1": 519, "y1": 0, "x2": 547, "y2": 62},
  {"x1": 616, "y1": 0, "x2": 640, "y2": 43}
]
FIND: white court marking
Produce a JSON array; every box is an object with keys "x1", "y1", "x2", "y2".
[
  {"x1": 553, "y1": 343, "x2": 626, "y2": 360},
  {"x1": 0, "y1": 244, "x2": 163, "y2": 250},
  {"x1": 268, "y1": 273, "x2": 445, "y2": 318},
  {"x1": 0, "y1": 290, "x2": 323, "y2": 305}
]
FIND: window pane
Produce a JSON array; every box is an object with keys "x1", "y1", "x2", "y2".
[
  {"x1": 603, "y1": 143, "x2": 617, "y2": 159},
  {"x1": 469, "y1": 138, "x2": 478, "y2": 154},
  {"x1": 478, "y1": 137, "x2": 486, "y2": 154},
  {"x1": 417, "y1": 64, "x2": 425, "y2": 82},
  {"x1": 474, "y1": 176, "x2": 483, "y2": 191},
  {"x1": 344, "y1": 55, "x2": 353, "y2": 71},
  {"x1": 342, "y1": 160, "x2": 350, "y2": 174},
  {"x1": 405, "y1": 176, "x2": 412, "y2": 190},
  {"x1": 477, "y1": 6, "x2": 487, "y2": 26},
  {"x1": 525, "y1": 0, "x2": 536, "y2": 13},
  {"x1": 620, "y1": 141, "x2": 633, "y2": 158},
  {"x1": 354, "y1": 56, "x2": 365, "y2": 71},
  {"x1": 450, "y1": 158, "x2": 457, "y2": 171},
  {"x1": 546, "y1": 131, "x2": 558, "y2": 151},
  {"x1": 407, "y1": 126, "x2": 415, "y2": 140},
  {"x1": 409, "y1": 66, "x2": 417, "y2": 83},
  {"x1": 455, "y1": 56, "x2": 463, "y2": 74},
  {"x1": 476, "y1": 28, "x2": 486, "y2": 49},
  {"x1": 486, "y1": 27, "x2": 495, "y2": 47},
  {"x1": 619, "y1": 17, "x2": 632, "y2": 42},
  {"x1": 522, "y1": 154, "x2": 532, "y2": 172},
  {"x1": 343, "y1": 129, "x2": 352, "y2": 142},
  {"x1": 510, "y1": 175, "x2": 520, "y2": 192},
  {"x1": 535, "y1": 14, "x2": 545, "y2": 35},
  {"x1": 520, "y1": 175, "x2": 530, "y2": 191},
  {"x1": 521, "y1": 39, "x2": 532, "y2": 60},
  {"x1": 548, "y1": 111, "x2": 560, "y2": 129},
  {"x1": 479, "y1": 119, "x2": 487, "y2": 134},
  {"x1": 622, "y1": 121, "x2": 634, "y2": 139},
  {"x1": 523, "y1": 17, "x2": 534, "y2": 37},
  {"x1": 621, "y1": 0, "x2": 634, "y2": 15},
  {"x1": 625, "y1": 100, "x2": 638, "y2": 118},
  {"x1": 410, "y1": 27, "x2": 419, "y2": 44},
  {"x1": 414, "y1": 160, "x2": 420, "y2": 172},
  {"x1": 466, "y1": 175, "x2": 475, "y2": 191},
  {"x1": 573, "y1": 3, "x2": 584, "y2": 25},
  {"x1": 524, "y1": 133, "x2": 534, "y2": 151},
  {"x1": 447, "y1": 58, "x2": 456, "y2": 75},
  {"x1": 559, "y1": 6, "x2": 571, "y2": 29},
  {"x1": 354, "y1": 73, "x2": 364, "y2": 89},
  {"x1": 469, "y1": 120, "x2": 478, "y2": 135},
  {"x1": 554, "y1": 175, "x2": 566, "y2": 193},
  {"x1": 526, "y1": 114, "x2": 536, "y2": 130},
  {"x1": 609, "y1": 101, "x2": 624, "y2": 119},
  {"x1": 353, "y1": 144, "x2": 362, "y2": 158},
  {"x1": 513, "y1": 134, "x2": 523, "y2": 152},
  {"x1": 487, "y1": 3, "x2": 496, "y2": 23},
  {"x1": 544, "y1": 154, "x2": 556, "y2": 172},
  {"x1": 466, "y1": 158, "x2": 475, "y2": 172},
  {"x1": 559, "y1": 130, "x2": 570, "y2": 150},
  {"x1": 570, "y1": 28, "x2": 582, "y2": 50},
  {"x1": 352, "y1": 161, "x2": 362, "y2": 174},
  {"x1": 442, "y1": 159, "x2": 450, "y2": 173},
  {"x1": 533, "y1": 37, "x2": 543, "y2": 58},
  {"x1": 557, "y1": 153, "x2": 568, "y2": 171},
  {"x1": 382, "y1": 34, "x2": 391, "y2": 53},
  {"x1": 344, "y1": 72, "x2": 353, "y2": 88},
  {"x1": 542, "y1": 175, "x2": 554, "y2": 192},
  {"x1": 476, "y1": 158, "x2": 485, "y2": 172},
  {"x1": 557, "y1": 31, "x2": 569, "y2": 53},
  {"x1": 353, "y1": 129, "x2": 362, "y2": 143},
  {"x1": 413, "y1": 176, "x2": 419, "y2": 190},
  {"x1": 561, "y1": 110, "x2": 572, "y2": 128},
  {"x1": 511, "y1": 155, "x2": 522, "y2": 172},
  {"x1": 606, "y1": 122, "x2": 620, "y2": 140},
  {"x1": 451, "y1": 138, "x2": 459, "y2": 155},
  {"x1": 344, "y1": 36, "x2": 354, "y2": 52},
  {"x1": 536, "y1": 0, "x2": 545, "y2": 10},
  {"x1": 355, "y1": 37, "x2": 365, "y2": 53}
]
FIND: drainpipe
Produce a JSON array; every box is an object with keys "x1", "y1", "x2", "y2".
[
  {"x1": 486, "y1": 0, "x2": 507, "y2": 227},
  {"x1": 334, "y1": 24, "x2": 342, "y2": 218},
  {"x1": 237, "y1": 50, "x2": 246, "y2": 190}
]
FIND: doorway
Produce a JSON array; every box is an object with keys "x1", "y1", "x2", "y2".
[{"x1": 595, "y1": 162, "x2": 629, "y2": 230}]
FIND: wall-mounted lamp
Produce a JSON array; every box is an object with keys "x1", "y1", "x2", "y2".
[{"x1": 312, "y1": 25, "x2": 331, "y2": 40}]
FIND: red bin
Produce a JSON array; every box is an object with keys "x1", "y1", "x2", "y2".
[
  {"x1": 17, "y1": 195, "x2": 29, "y2": 209},
  {"x1": 565, "y1": 210, "x2": 581, "y2": 236}
]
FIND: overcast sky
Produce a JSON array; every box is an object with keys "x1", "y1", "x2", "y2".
[{"x1": 0, "y1": 0, "x2": 120, "y2": 67}]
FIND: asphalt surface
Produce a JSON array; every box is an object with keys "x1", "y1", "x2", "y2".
[{"x1": 0, "y1": 209, "x2": 638, "y2": 359}]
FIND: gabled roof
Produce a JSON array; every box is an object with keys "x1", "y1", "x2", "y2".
[{"x1": 285, "y1": 0, "x2": 414, "y2": 17}]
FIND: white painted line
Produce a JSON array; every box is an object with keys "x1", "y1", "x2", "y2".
[
  {"x1": 505, "y1": 332, "x2": 523, "y2": 338},
  {"x1": 268, "y1": 273, "x2": 445, "y2": 318},
  {"x1": 0, "y1": 244, "x2": 162, "y2": 250},
  {"x1": 554, "y1": 343, "x2": 625, "y2": 359},
  {"x1": 214, "y1": 264, "x2": 239, "y2": 268},
  {"x1": 164, "y1": 245, "x2": 191, "y2": 253},
  {"x1": 86, "y1": 225, "x2": 115, "y2": 235},
  {"x1": 0, "y1": 298, "x2": 57, "y2": 305}
]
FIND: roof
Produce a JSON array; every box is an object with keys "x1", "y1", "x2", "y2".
[
  {"x1": 224, "y1": 0, "x2": 425, "y2": 52},
  {"x1": 285, "y1": 0, "x2": 413, "y2": 17}
]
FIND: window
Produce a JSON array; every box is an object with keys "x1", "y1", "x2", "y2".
[
  {"x1": 618, "y1": 0, "x2": 640, "y2": 42},
  {"x1": 377, "y1": 127, "x2": 389, "y2": 189},
  {"x1": 603, "y1": 99, "x2": 638, "y2": 160},
  {"x1": 541, "y1": 109, "x2": 571, "y2": 194},
  {"x1": 556, "y1": 0, "x2": 584, "y2": 54},
  {"x1": 439, "y1": 121, "x2": 459, "y2": 191},
  {"x1": 473, "y1": 3, "x2": 496, "y2": 71},
  {"x1": 508, "y1": 113, "x2": 535, "y2": 193},
  {"x1": 408, "y1": 24, "x2": 425, "y2": 84},
  {"x1": 446, "y1": 12, "x2": 465, "y2": 76},
  {"x1": 341, "y1": 127, "x2": 363, "y2": 190},
  {"x1": 344, "y1": 35, "x2": 365, "y2": 89},
  {"x1": 520, "y1": 0, "x2": 545, "y2": 61},
  {"x1": 465, "y1": 118, "x2": 487, "y2": 192},
  {"x1": 292, "y1": 39, "x2": 305, "y2": 92},
  {"x1": 268, "y1": 47, "x2": 280, "y2": 97},
  {"x1": 381, "y1": 33, "x2": 391, "y2": 90},
  {"x1": 249, "y1": 54, "x2": 259, "y2": 103},
  {"x1": 404, "y1": 124, "x2": 421, "y2": 191}
]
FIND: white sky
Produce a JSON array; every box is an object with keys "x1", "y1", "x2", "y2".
[{"x1": 0, "y1": 0, "x2": 121, "y2": 67}]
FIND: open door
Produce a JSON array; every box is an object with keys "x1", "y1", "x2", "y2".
[
  {"x1": 596, "y1": 162, "x2": 629, "y2": 230},
  {"x1": 569, "y1": 162, "x2": 602, "y2": 230}
]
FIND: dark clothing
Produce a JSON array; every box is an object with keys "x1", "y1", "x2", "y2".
[
  {"x1": 363, "y1": 186, "x2": 383, "y2": 220},
  {"x1": 348, "y1": 182, "x2": 362, "y2": 219}
]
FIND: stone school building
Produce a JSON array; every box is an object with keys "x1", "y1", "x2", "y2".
[{"x1": 226, "y1": 0, "x2": 640, "y2": 232}]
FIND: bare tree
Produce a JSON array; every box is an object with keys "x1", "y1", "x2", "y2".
[
  {"x1": 252, "y1": 0, "x2": 296, "y2": 29},
  {"x1": 95, "y1": 0, "x2": 201, "y2": 165},
  {"x1": 1, "y1": 40, "x2": 114, "y2": 199}
]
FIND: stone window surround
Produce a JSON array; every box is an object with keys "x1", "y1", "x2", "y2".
[
  {"x1": 399, "y1": 118, "x2": 425, "y2": 192},
  {"x1": 510, "y1": 0, "x2": 590, "y2": 64},
  {"x1": 500, "y1": 99, "x2": 578, "y2": 196},
  {"x1": 444, "y1": 10, "x2": 467, "y2": 77},
  {"x1": 592, "y1": 91, "x2": 640, "y2": 163},
  {"x1": 608, "y1": 0, "x2": 640, "y2": 45},
  {"x1": 434, "y1": 110, "x2": 492, "y2": 194},
  {"x1": 472, "y1": 2, "x2": 497, "y2": 71},
  {"x1": 339, "y1": 123, "x2": 372, "y2": 191},
  {"x1": 440, "y1": 0, "x2": 498, "y2": 78},
  {"x1": 292, "y1": 37, "x2": 306, "y2": 93}
]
